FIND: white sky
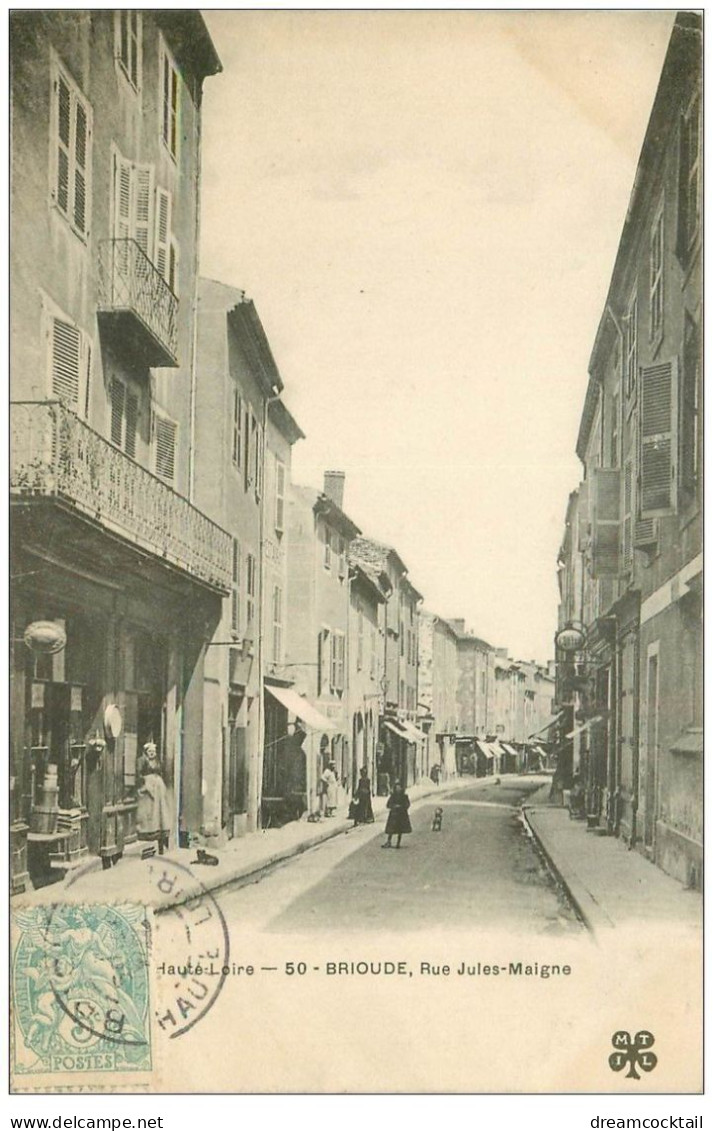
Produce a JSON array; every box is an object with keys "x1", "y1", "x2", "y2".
[{"x1": 199, "y1": 9, "x2": 674, "y2": 664}]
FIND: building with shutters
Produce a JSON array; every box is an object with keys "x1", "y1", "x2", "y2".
[
  {"x1": 348, "y1": 561, "x2": 388, "y2": 798},
  {"x1": 283, "y1": 473, "x2": 362, "y2": 818},
  {"x1": 192, "y1": 278, "x2": 304, "y2": 841},
  {"x1": 10, "y1": 11, "x2": 225, "y2": 890},
  {"x1": 418, "y1": 613, "x2": 460, "y2": 779},
  {"x1": 555, "y1": 12, "x2": 701, "y2": 887},
  {"x1": 349, "y1": 537, "x2": 425, "y2": 790}
]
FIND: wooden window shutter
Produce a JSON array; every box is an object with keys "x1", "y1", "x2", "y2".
[
  {"x1": 55, "y1": 73, "x2": 71, "y2": 214},
  {"x1": 640, "y1": 359, "x2": 678, "y2": 516},
  {"x1": 231, "y1": 539, "x2": 240, "y2": 634},
  {"x1": 73, "y1": 102, "x2": 88, "y2": 233},
  {"x1": 232, "y1": 388, "x2": 241, "y2": 465},
  {"x1": 680, "y1": 319, "x2": 700, "y2": 495},
  {"x1": 169, "y1": 236, "x2": 180, "y2": 296},
  {"x1": 591, "y1": 467, "x2": 621, "y2": 578},
  {"x1": 154, "y1": 415, "x2": 177, "y2": 482},
  {"x1": 621, "y1": 458, "x2": 633, "y2": 574},
  {"x1": 124, "y1": 390, "x2": 138, "y2": 459},
  {"x1": 132, "y1": 165, "x2": 154, "y2": 258},
  {"x1": 110, "y1": 378, "x2": 125, "y2": 446},
  {"x1": 113, "y1": 152, "x2": 132, "y2": 241},
  {"x1": 154, "y1": 187, "x2": 171, "y2": 279},
  {"x1": 50, "y1": 317, "x2": 81, "y2": 407}
]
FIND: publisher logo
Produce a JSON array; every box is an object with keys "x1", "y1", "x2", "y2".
[{"x1": 609, "y1": 1030, "x2": 657, "y2": 1080}]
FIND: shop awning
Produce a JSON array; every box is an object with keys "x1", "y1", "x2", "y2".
[
  {"x1": 534, "y1": 745, "x2": 548, "y2": 759},
  {"x1": 400, "y1": 720, "x2": 425, "y2": 744},
  {"x1": 501, "y1": 742, "x2": 518, "y2": 757},
  {"x1": 476, "y1": 740, "x2": 493, "y2": 760},
  {"x1": 266, "y1": 686, "x2": 340, "y2": 733},
  {"x1": 384, "y1": 720, "x2": 408, "y2": 739},
  {"x1": 566, "y1": 715, "x2": 603, "y2": 739},
  {"x1": 528, "y1": 711, "x2": 564, "y2": 740}
]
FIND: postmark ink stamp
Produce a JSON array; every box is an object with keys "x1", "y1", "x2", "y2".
[{"x1": 12, "y1": 905, "x2": 151, "y2": 1076}]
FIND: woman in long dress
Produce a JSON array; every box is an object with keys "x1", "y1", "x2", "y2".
[
  {"x1": 383, "y1": 780, "x2": 411, "y2": 848},
  {"x1": 136, "y1": 742, "x2": 171, "y2": 853},
  {"x1": 353, "y1": 766, "x2": 374, "y2": 825}
]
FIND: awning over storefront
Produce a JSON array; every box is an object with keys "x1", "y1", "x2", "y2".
[
  {"x1": 400, "y1": 720, "x2": 425, "y2": 744},
  {"x1": 566, "y1": 715, "x2": 603, "y2": 739},
  {"x1": 384, "y1": 720, "x2": 408, "y2": 739},
  {"x1": 476, "y1": 740, "x2": 493, "y2": 761},
  {"x1": 266, "y1": 685, "x2": 340, "y2": 733},
  {"x1": 501, "y1": 742, "x2": 518, "y2": 757},
  {"x1": 528, "y1": 711, "x2": 564, "y2": 740}
]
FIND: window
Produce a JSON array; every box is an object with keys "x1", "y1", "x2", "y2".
[
  {"x1": 272, "y1": 586, "x2": 283, "y2": 664},
  {"x1": 246, "y1": 554, "x2": 256, "y2": 628},
  {"x1": 338, "y1": 537, "x2": 347, "y2": 580},
  {"x1": 159, "y1": 35, "x2": 179, "y2": 160},
  {"x1": 46, "y1": 308, "x2": 91, "y2": 416},
  {"x1": 115, "y1": 11, "x2": 142, "y2": 92},
  {"x1": 330, "y1": 632, "x2": 345, "y2": 692},
  {"x1": 680, "y1": 316, "x2": 701, "y2": 497},
  {"x1": 318, "y1": 628, "x2": 330, "y2": 696},
  {"x1": 109, "y1": 377, "x2": 138, "y2": 458},
  {"x1": 253, "y1": 416, "x2": 262, "y2": 499},
  {"x1": 50, "y1": 56, "x2": 92, "y2": 238},
  {"x1": 153, "y1": 412, "x2": 177, "y2": 484},
  {"x1": 323, "y1": 524, "x2": 331, "y2": 570},
  {"x1": 232, "y1": 388, "x2": 242, "y2": 470},
  {"x1": 230, "y1": 539, "x2": 241, "y2": 636},
  {"x1": 243, "y1": 406, "x2": 251, "y2": 488},
  {"x1": 357, "y1": 604, "x2": 364, "y2": 671},
  {"x1": 624, "y1": 292, "x2": 638, "y2": 397},
  {"x1": 275, "y1": 459, "x2": 285, "y2": 533},
  {"x1": 113, "y1": 150, "x2": 154, "y2": 260},
  {"x1": 400, "y1": 621, "x2": 404, "y2": 657},
  {"x1": 640, "y1": 359, "x2": 678, "y2": 517},
  {"x1": 609, "y1": 391, "x2": 619, "y2": 468},
  {"x1": 370, "y1": 625, "x2": 377, "y2": 679},
  {"x1": 649, "y1": 205, "x2": 664, "y2": 342},
  {"x1": 678, "y1": 93, "x2": 701, "y2": 258}
]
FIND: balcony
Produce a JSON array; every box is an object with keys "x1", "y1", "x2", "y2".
[
  {"x1": 98, "y1": 239, "x2": 178, "y2": 367},
  {"x1": 11, "y1": 401, "x2": 232, "y2": 594}
]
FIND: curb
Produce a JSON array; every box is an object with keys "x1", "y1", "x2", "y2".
[
  {"x1": 520, "y1": 804, "x2": 614, "y2": 938},
  {"x1": 157, "y1": 777, "x2": 474, "y2": 912}
]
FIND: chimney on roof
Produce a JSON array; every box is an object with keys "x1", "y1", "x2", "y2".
[
  {"x1": 450, "y1": 618, "x2": 466, "y2": 633},
  {"x1": 323, "y1": 470, "x2": 345, "y2": 509}
]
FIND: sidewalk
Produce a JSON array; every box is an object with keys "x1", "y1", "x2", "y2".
[
  {"x1": 522, "y1": 784, "x2": 702, "y2": 936},
  {"x1": 15, "y1": 773, "x2": 484, "y2": 913}
]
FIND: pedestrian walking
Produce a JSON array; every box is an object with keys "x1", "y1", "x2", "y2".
[
  {"x1": 320, "y1": 760, "x2": 339, "y2": 817},
  {"x1": 352, "y1": 766, "x2": 375, "y2": 826},
  {"x1": 136, "y1": 742, "x2": 171, "y2": 853},
  {"x1": 382, "y1": 780, "x2": 412, "y2": 848}
]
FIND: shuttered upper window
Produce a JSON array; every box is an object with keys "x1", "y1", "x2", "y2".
[
  {"x1": 624, "y1": 292, "x2": 638, "y2": 398},
  {"x1": 109, "y1": 377, "x2": 139, "y2": 459},
  {"x1": 115, "y1": 11, "x2": 142, "y2": 93},
  {"x1": 47, "y1": 312, "x2": 91, "y2": 416},
  {"x1": 231, "y1": 538, "x2": 241, "y2": 636},
  {"x1": 590, "y1": 467, "x2": 621, "y2": 578},
  {"x1": 153, "y1": 412, "x2": 177, "y2": 483},
  {"x1": 649, "y1": 205, "x2": 664, "y2": 343},
  {"x1": 50, "y1": 57, "x2": 92, "y2": 239},
  {"x1": 680, "y1": 318, "x2": 700, "y2": 498},
  {"x1": 640, "y1": 359, "x2": 678, "y2": 517},
  {"x1": 159, "y1": 35, "x2": 180, "y2": 161},
  {"x1": 275, "y1": 458, "x2": 285, "y2": 532},
  {"x1": 678, "y1": 93, "x2": 701, "y2": 260}
]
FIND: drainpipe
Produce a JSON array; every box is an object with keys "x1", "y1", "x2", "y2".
[{"x1": 253, "y1": 387, "x2": 282, "y2": 831}]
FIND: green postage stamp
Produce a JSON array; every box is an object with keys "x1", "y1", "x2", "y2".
[{"x1": 11, "y1": 905, "x2": 152, "y2": 1077}]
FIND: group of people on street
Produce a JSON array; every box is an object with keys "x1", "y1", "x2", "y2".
[{"x1": 323, "y1": 763, "x2": 413, "y2": 848}]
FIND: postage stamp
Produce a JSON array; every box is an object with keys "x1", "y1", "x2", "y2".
[{"x1": 11, "y1": 905, "x2": 152, "y2": 1077}]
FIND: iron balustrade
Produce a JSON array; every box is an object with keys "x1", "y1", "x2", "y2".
[
  {"x1": 98, "y1": 239, "x2": 178, "y2": 365},
  {"x1": 11, "y1": 401, "x2": 232, "y2": 593}
]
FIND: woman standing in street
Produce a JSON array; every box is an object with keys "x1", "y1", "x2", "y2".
[
  {"x1": 353, "y1": 766, "x2": 375, "y2": 826},
  {"x1": 383, "y1": 780, "x2": 411, "y2": 848},
  {"x1": 136, "y1": 741, "x2": 171, "y2": 854}
]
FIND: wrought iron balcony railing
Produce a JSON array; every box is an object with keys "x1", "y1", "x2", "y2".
[
  {"x1": 11, "y1": 401, "x2": 232, "y2": 594},
  {"x1": 98, "y1": 239, "x2": 179, "y2": 367}
]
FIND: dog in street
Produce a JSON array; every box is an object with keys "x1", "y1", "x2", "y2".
[{"x1": 431, "y1": 807, "x2": 444, "y2": 832}]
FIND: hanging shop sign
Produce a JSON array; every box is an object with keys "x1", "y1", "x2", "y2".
[
  {"x1": 103, "y1": 703, "x2": 123, "y2": 739},
  {"x1": 23, "y1": 620, "x2": 67, "y2": 655},
  {"x1": 554, "y1": 625, "x2": 586, "y2": 653}
]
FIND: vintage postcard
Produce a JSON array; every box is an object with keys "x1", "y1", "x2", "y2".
[{"x1": 9, "y1": 9, "x2": 702, "y2": 1095}]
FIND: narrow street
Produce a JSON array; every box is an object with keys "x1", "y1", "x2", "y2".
[{"x1": 219, "y1": 778, "x2": 583, "y2": 935}]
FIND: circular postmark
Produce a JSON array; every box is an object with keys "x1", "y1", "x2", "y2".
[{"x1": 58, "y1": 854, "x2": 230, "y2": 1041}]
